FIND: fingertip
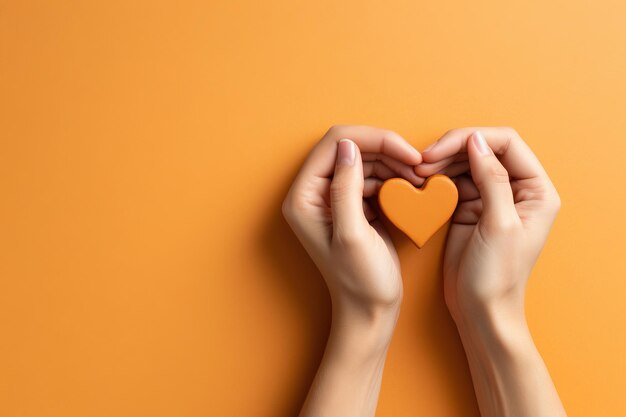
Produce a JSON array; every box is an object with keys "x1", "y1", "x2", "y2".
[
  {"x1": 414, "y1": 164, "x2": 429, "y2": 177},
  {"x1": 412, "y1": 147, "x2": 423, "y2": 165},
  {"x1": 414, "y1": 176, "x2": 426, "y2": 187},
  {"x1": 406, "y1": 169, "x2": 426, "y2": 187},
  {"x1": 402, "y1": 145, "x2": 422, "y2": 165},
  {"x1": 469, "y1": 130, "x2": 492, "y2": 157},
  {"x1": 376, "y1": 129, "x2": 420, "y2": 165},
  {"x1": 466, "y1": 132, "x2": 480, "y2": 163},
  {"x1": 336, "y1": 138, "x2": 357, "y2": 167},
  {"x1": 420, "y1": 140, "x2": 439, "y2": 158},
  {"x1": 420, "y1": 148, "x2": 440, "y2": 164},
  {"x1": 414, "y1": 157, "x2": 454, "y2": 177}
]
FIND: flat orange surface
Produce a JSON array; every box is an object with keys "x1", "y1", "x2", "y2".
[{"x1": 1, "y1": 1, "x2": 625, "y2": 416}]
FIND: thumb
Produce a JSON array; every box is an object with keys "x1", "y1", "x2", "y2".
[
  {"x1": 330, "y1": 139, "x2": 369, "y2": 242},
  {"x1": 467, "y1": 130, "x2": 518, "y2": 224}
]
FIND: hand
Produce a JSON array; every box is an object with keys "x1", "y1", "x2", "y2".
[
  {"x1": 283, "y1": 125, "x2": 423, "y2": 321},
  {"x1": 284, "y1": 125, "x2": 423, "y2": 417},
  {"x1": 416, "y1": 127, "x2": 566, "y2": 417},
  {"x1": 416, "y1": 127, "x2": 561, "y2": 322}
]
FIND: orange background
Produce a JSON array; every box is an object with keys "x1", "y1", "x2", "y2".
[{"x1": 1, "y1": 1, "x2": 625, "y2": 416}]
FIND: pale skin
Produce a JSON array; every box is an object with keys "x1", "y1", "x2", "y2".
[{"x1": 282, "y1": 125, "x2": 567, "y2": 417}]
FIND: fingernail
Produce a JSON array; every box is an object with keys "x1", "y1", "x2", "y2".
[
  {"x1": 473, "y1": 131, "x2": 490, "y2": 155},
  {"x1": 423, "y1": 141, "x2": 438, "y2": 152},
  {"x1": 337, "y1": 139, "x2": 355, "y2": 166}
]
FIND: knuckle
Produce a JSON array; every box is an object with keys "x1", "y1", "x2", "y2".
[
  {"x1": 497, "y1": 126, "x2": 521, "y2": 152},
  {"x1": 514, "y1": 188, "x2": 535, "y2": 201},
  {"x1": 547, "y1": 190, "x2": 562, "y2": 213},
  {"x1": 380, "y1": 128, "x2": 400, "y2": 152},
  {"x1": 501, "y1": 126, "x2": 520, "y2": 139},
  {"x1": 327, "y1": 124, "x2": 346, "y2": 137},
  {"x1": 535, "y1": 181, "x2": 561, "y2": 214},
  {"x1": 280, "y1": 197, "x2": 291, "y2": 218},
  {"x1": 281, "y1": 194, "x2": 296, "y2": 221},
  {"x1": 554, "y1": 192, "x2": 562, "y2": 210},
  {"x1": 486, "y1": 163, "x2": 510, "y2": 183},
  {"x1": 281, "y1": 198, "x2": 290, "y2": 218},
  {"x1": 381, "y1": 128, "x2": 399, "y2": 140},
  {"x1": 281, "y1": 190, "x2": 306, "y2": 222},
  {"x1": 330, "y1": 179, "x2": 351, "y2": 199}
]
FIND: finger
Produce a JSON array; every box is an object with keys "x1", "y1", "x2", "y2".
[
  {"x1": 363, "y1": 153, "x2": 424, "y2": 186},
  {"x1": 362, "y1": 161, "x2": 396, "y2": 180},
  {"x1": 415, "y1": 156, "x2": 455, "y2": 176},
  {"x1": 363, "y1": 178, "x2": 384, "y2": 198},
  {"x1": 439, "y1": 161, "x2": 470, "y2": 178},
  {"x1": 414, "y1": 153, "x2": 468, "y2": 177},
  {"x1": 422, "y1": 127, "x2": 548, "y2": 181},
  {"x1": 330, "y1": 139, "x2": 369, "y2": 240},
  {"x1": 452, "y1": 198, "x2": 483, "y2": 225},
  {"x1": 467, "y1": 131, "x2": 518, "y2": 223},
  {"x1": 455, "y1": 174, "x2": 480, "y2": 202},
  {"x1": 361, "y1": 152, "x2": 391, "y2": 161},
  {"x1": 298, "y1": 125, "x2": 422, "y2": 181}
]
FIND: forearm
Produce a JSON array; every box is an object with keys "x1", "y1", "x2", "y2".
[
  {"x1": 455, "y1": 304, "x2": 567, "y2": 417},
  {"x1": 298, "y1": 303, "x2": 398, "y2": 417}
]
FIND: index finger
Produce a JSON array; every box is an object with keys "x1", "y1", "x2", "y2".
[
  {"x1": 298, "y1": 125, "x2": 422, "y2": 180},
  {"x1": 421, "y1": 127, "x2": 548, "y2": 181}
]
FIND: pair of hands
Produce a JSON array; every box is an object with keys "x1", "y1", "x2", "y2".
[
  {"x1": 283, "y1": 125, "x2": 566, "y2": 417},
  {"x1": 282, "y1": 125, "x2": 561, "y2": 326}
]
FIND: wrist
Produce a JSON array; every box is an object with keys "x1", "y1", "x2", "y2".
[
  {"x1": 453, "y1": 300, "x2": 534, "y2": 360},
  {"x1": 449, "y1": 285, "x2": 526, "y2": 336},
  {"x1": 329, "y1": 299, "x2": 400, "y2": 355},
  {"x1": 331, "y1": 286, "x2": 402, "y2": 326}
]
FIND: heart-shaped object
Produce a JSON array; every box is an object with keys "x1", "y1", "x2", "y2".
[{"x1": 378, "y1": 174, "x2": 459, "y2": 248}]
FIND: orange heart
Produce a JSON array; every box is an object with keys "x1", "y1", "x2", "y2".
[{"x1": 378, "y1": 174, "x2": 459, "y2": 248}]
